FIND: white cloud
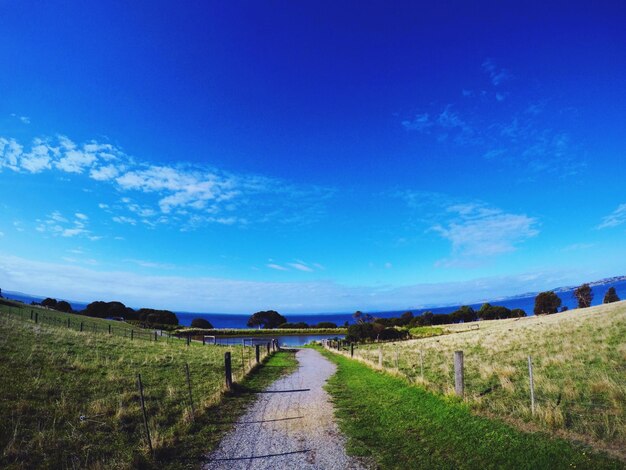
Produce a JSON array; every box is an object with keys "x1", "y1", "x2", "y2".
[
  {"x1": 112, "y1": 216, "x2": 137, "y2": 225},
  {"x1": 267, "y1": 263, "x2": 289, "y2": 271},
  {"x1": 598, "y1": 204, "x2": 626, "y2": 229},
  {"x1": 90, "y1": 164, "x2": 120, "y2": 181},
  {"x1": 0, "y1": 134, "x2": 331, "y2": 229},
  {"x1": 401, "y1": 113, "x2": 431, "y2": 132},
  {"x1": 432, "y1": 203, "x2": 539, "y2": 259},
  {"x1": 561, "y1": 243, "x2": 594, "y2": 252},
  {"x1": 36, "y1": 211, "x2": 98, "y2": 239},
  {"x1": 287, "y1": 262, "x2": 313, "y2": 272}
]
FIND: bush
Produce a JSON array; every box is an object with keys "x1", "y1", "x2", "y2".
[
  {"x1": 191, "y1": 318, "x2": 213, "y2": 329},
  {"x1": 315, "y1": 321, "x2": 338, "y2": 328}
]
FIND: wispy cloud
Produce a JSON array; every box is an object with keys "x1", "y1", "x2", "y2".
[
  {"x1": 598, "y1": 204, "x2": 626, "y2": 229},
  {"x1": 0, "y1": 134, "x2": 333, "y2": 230},
  {"x1": 0, "y1": 253, "x2": 586, "y2": 313},
  {"x1": 396, "y1": 191, "x2": 539, "y2": 264},
  {"x1": 267, "y1": 263, "x2": 289, "y2": 271},
  {"x1": 287, "y1": 262, "x2": 314, "y2": 272},
  {"x1": 400, "y1": 61, "x2": 585, "y2": 179},
  {"x1": 10, "y1": 113, "x2": 30, "y2": 124},
  {"x1": 561, "y1": 243, "x2": 594, "y2": 252},
  {"x1": 35, "y1": 211, "x2": 99, "y2": 239},
  {"x1": 482, "y1": 58, "x2": 511, "y2": 86}
]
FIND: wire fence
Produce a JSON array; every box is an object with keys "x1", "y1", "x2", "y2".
[
  {"x1": 323, "y1": 339, "x2": 625, "y2": 446},
  {"x1": 0, "y1": 303, "x2": 278, "y2": 466}
]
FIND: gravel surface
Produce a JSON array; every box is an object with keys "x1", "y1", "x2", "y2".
[{"x1": 204, "y1": 348, "x2": 368, "y2": 470}]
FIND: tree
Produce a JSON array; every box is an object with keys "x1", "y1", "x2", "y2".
[
  {"x1": 56, "y1": 300, "x2": 73, "y2": 313},
  {"x1": 137, "y1": 308, "x2": 179, "y2": 326},
  {"x1": 191, "y1": 318, "x2": 213, "y2": 329},
  {"x1": 603, "y1": 287, "x2": 620, "y2": 304},
  {"x1": 353, "y1": 310, "x2": 373, "y2": 324},
  {"x1": 452, "y1": 305, "x2": 478, "y2": 323},
  {"x1": 534, "y1": 291, "x2": 562, "y2": 315},
  {"x1": 398, "y1": 311, "x2": 414, "y2": 326},
  {"x1": 41, "y1": 298, "x2": 57, "y2": 308},
  {"x1": 247, "y1": 310, "x2": 287, "y2": 329},
  {"x1": 573, "y1": 283, "x2": 593, "y2": 308},
  {"x1": 315, "y1": 321, "x2": 338, "y2": 329},
  {"x1": 510, "y1": 308, "x2": 527, "y2": 318}
]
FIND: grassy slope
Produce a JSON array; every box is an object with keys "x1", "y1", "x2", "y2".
[
  {"x1": 354, "y1": 301, "x2": 626, "y2": 455},
  {"x1": 0, "y1": 306, "x2": 297, "y2": 469},
  {"x1": 319, "y1": 348, "x2": 623, "y2": 470}
]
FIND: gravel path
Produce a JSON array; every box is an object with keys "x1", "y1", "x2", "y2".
[{"x1": 204, "y1": 348, "x2": 367, "y2": 470}]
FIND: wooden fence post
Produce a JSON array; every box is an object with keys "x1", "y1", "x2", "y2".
[
  {"x1": 67, "y1": 318, "x2": 71, "y2": 328},
  {"x1": 131, "y1": 329, "x2": 134, "y2": 340},
  {"x1": 154, "y1": 331, "x2": 158, "y2": 342},
  {"x1": 528, "y1": 355, "x2": 535, "y2": 416},
  {"x1": 108, "y1": 324, "x2": 111, "y2": 334},
  {"x1": 454, "y1": 351, "x2": 464, "y2": 397},
  {"x1": 186, "y1": 333, "x2": 190, "y2": 346},
  {"x1": 80, "y1": 322, "x2": 83, "y2": 332},
  {"x1": 30, "y1": 310, "x2": 33, "y2": 320},
  {"x1": 35, "y1": 312, "x2": 38, "y2": 324},
  {"x1": 378, "y1": 347, "x2": 383, "y2": 367},
  {"x1": 185, "y1": 363, "x2": 195, "y2": 419},
  {"x1": 255, "y1": 344, "x2": 260, "y2": 364},
  {"x1": 202, "y1": 335, "x2": 205, "y2": 345},
  {"x1": 224, "y1": 352, "x2": 233, "y2": 390},
  {"x1": 136, "y1": 373, "x2": 153, "y2": 455},
  {"x1": 350, "y1": 343, "x2": 354, "y2": 358}
]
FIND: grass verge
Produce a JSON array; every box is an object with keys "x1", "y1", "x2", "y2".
[{"x1": 317, "y1": 346, "x2": 623, "y2": 469}]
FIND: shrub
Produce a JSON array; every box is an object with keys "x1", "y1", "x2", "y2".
[{"x1": 191, "y1": 318, "x2": 213, "y2": 329}]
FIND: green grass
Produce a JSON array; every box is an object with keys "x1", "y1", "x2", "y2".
[
  {"x1": 351, "y1": 301, "x2": 626, "y2": 457},
  {"x1": 317, "y1": 347, "x2": 623, "y2": 469},
  {"x1": 0, "y1": 304, "x2": 297, "y2": 469},
  {"x1": 408, "y1": 326, "x2": 444, "y2": 338}
]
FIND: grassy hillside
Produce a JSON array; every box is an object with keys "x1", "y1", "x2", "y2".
[
  {"x1": 318, "y1": 348, "x2": 622, "y2": 469},
  {"x1": 0, "y1": 302, "x2": 296, "y2": 469},
  {"x1": 343, "y1": 301, "x2": 626, "y2": 459}
]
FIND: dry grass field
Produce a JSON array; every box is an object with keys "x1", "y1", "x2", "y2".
[{"x1": 351, "y1": 301, "x2": 626, "y2": 459}]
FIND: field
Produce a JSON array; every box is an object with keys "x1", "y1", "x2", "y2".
[
  {"x1": 341, "y1": 301, "x2": 626, "y2": 459},
  {"x1": 0, "y1": 301, "x2": 296, "y2": 469},
  {"x1": 318, "y1": 348, "x2": 622, "y2": 469}
]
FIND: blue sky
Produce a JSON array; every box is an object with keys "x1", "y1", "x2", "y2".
[{"x1": 1, "y1": 1, "x2": 625, "y2": 313}]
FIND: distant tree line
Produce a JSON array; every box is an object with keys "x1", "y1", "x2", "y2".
[
  {"x1": 245, "y1": 310, "x2": 340, "y2": 330},
  {"x1": 33, "y1": 297, "x2": 179, "y2": 326}
]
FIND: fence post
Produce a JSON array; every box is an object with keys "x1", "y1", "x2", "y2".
[
  {"x1": 395, "y1": 350, "x2": 399, "y2": 369},
  {"x1": 528, "y1": 355, "x2": 535, "y2": 416},
  {"x1": 154, "y1": 331, "x2": 158, "y2": 342},
  {"x1": 202, "y1": 335, "x2": 205, "y2": 345},
  {"x1": 186, "y1": 333, "x2": 190, "y2": 347},
  {"x1": 185, "y1": 363, "x2": 195, "y2": 419},
  {"x1": 267, "y1": 342, "x2": 271, "y2": 355},
  {"x1": 80, "y1": 322, "x2": 83, "y2": 332},
  {"x1": 454, "y1": 351, "x2": 464, "y2": 397},
  {"x1": 35, "y1": 312, "x2": 38, "y2": 324},
  {"x1": 30, "y1": 310, "x2": 33, "y2": 320},
  {"x1": 136, "y1": 373, "x2": 153, "y2": 455},
  {"x1": 350, "y1": 343, "x2": 354, "y2": 358},
  {"x1": 378, "y1": 347, "x2": 383, "y2": 367},
  {"x1": 108, "y1": 324, "x2": 111, "y2": 335},
  {"x1": 67, "y1": 318, "x2": 71, "y2": 328},
  {"x1": 255, "y1": 344, "x2": 260, "y2": 364},
  {"x1": 224, "y1": 352, "x2": 233, "y2": 390},
  {"x1": 131, "y1": 329, "x2": 134, "y2": 340}
]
